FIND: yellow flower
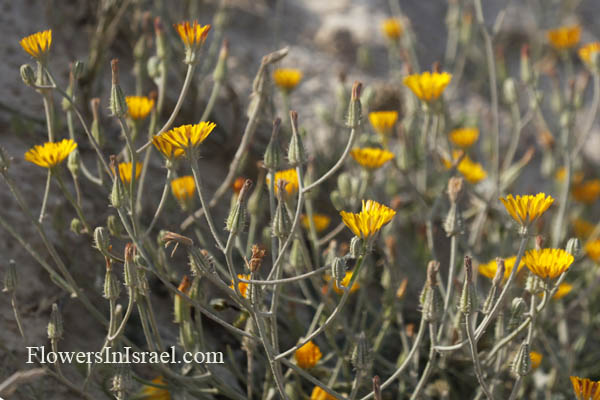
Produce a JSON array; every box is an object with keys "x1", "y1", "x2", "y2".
[
  {"x1": 152, "y1": 134, "x2": 185, "y2": 160},
  {"x1": 523, "y1": 248, "x2": 574, "y2": 280},
  {"x1": 403, "y1": 71, "x2": 452, "y2": 102},
  {"x1": 140, "y1": 376, "x2": 171, "y2": 400},
  {"x1": 579, "y1": 42, "x2": 600, "y2": 66},
  {"x1": 115, "y1": 162, "x2": 142, "y2": 184},
  {"x1": 478, "y1": 256, "x2": 522, "y2": 282},
  {"x1": 499, "y1": 193, "x2": 554, "y2": 227},
  {"x1": 340, "y1": 200, "x2": 396, "y2": 239},
  {"x1": 570, "y1": 376, "x2": 600, "y2": 400},
  {"x1": 24, "y1": 139, "x2": 77, "y2": 169},
  {"x1": 368, "y1": 111, "x2": 398, "y2": 136},
  {"x1": 273, "y1": 68, "x2": 303, "y2": 92},
  {"x1": 443, "y1": 151, "x2": 487, "y2": 184},
  {"x1": 572, "y1": 180, "x2": 600, "y2": 204},
  {"x1": 174, "y1": 21, "x2": 211, "y2": 49},
  {"x1": 574, "y1": 218, "x2": 595, "y2": 239},
  {"x1": 160, "y1": 122, "x2": 216, "y2": 153},
  {"x1": 126, "y1": 96, "x2": 155, "y2": 120},
  {"x1": 381, "y1": 18, "x2": 403, "y2": 40},
  {"x1": 530, "y1": 352, "x2": 543, "y2": 370},
  {"x1": 555, "y1": 167, "x2": 584, "y2": 184},
  {"x1": 547, "y1": 25, "x2": 581, "y2": 50},
  {"x1": 449, "y1": 128, "x2": 479, "y2": 148},
  {"x1": 350, "y1": 147, "x2": 395, "y2": 169},
  {"x1": 585, "y1": 239, "x2": 600, "y2": 262},
  {"x1": 266, "y1": 168, "x2": 299, "y2": 197},
  {"x1": 301, "y1": 214, "x2": 331, "y2": 232},
  {"x1": 294, "y1": 340, "x2": 322, "y2": 369},
  {"x1": 552, "y1": 282, "x2": 573, "y2": 300},
  {"x1": 230, "y1": 274, "x2": 250, "y2": 298},
  {"x1": 171, "y1": 176, "x2": 195, "y2": 206},
  {"x1": 20, "y1": 30, "x2": 52, "y2": 59},
  {"x1": 310, "y1": 387, "x2": 337, "y2": 400},
  {"x1": 332, "y1": 270, "x2": 361, "y2": 295}
]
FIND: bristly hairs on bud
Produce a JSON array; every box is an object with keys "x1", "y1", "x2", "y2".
[
  {"x1": 459, "y1": 256, "x2": 476, "y2": 314},
  {"x1": 512, "y1": 342, "x2": 531, "y2": 377},
  {"x1": 420, "y1": 260, "x2": 442, "y2": 321},
  {"x1": 346, "y1": 81, "x2": 363, "y2": 128},
  {"x1": 123, "y1": 243, "x2": 138, "y2": 289},
  {"x1": 104, "y1": 257, "x2": 121, "y2": 301},
  {"x1": 272, "y1": 181, "x2": 291, "y2": 238},
  {"x1": 352, "y1": 331, "x2": 371, "y2": 372},
  {"x1": 264, "y1": 118, "x2": 282, "y2": 170},
  {"x1": 288, "y1": 110, "x2": 306, "y2": 167},
  {"x1": 226, "y1": 179, "x2": 253, "y2": 234},
  {"x1": 109, "y1": 59, "x2": 127, "y2": 117}
]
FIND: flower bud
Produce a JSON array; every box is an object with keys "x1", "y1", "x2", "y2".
[
  {"x1": 70, "y1": 218, "x2": 83, "y2": 235},
  {"x1": 350, "y1": 236, "x2": 363, "y2": 258},
  {"x1": 20, "y1": 64, "x2": 36, "y2": 87},
  {"x1": 459, "y1": 256, "x2": 476, "y2": 314},
  {"x1": 447, "y1": 177, "x2": 463, "y2": 205},
  {"x1": 346, "y1": 81, "x2": 363, "y2": 128},
  {"x1": 48, "y1": 303, "x2": 63, "y2": 341},
  {"x1": 94, "y1": 227, "x2": 111, "y2": 257},
  {"x1": 330, "y1": 190, "x2": 343, "y2": 210},
  {"x1": 492, "y1": 258, "x2": 505, "y2": 288},
  {"x1": 67, "y1": 149, "x2": 80, "y2": 177},
  {"x1": 421, "y1": 261, "x2": 442, "y2": 321},
  {"x1": 507, "y1": 297, "x2": 526, "y2": 331},
  {"x1": 337, "y1": 173, "x2": 353, "y2": 198},
  {"x1": 272, "y1": 193, "x2": 290, "y2": 239},
  {"x1": 520, "y1": 44, "x2": 531, "y2": 84},
  {"x1": 90, "y1": 98, "x2": 105, "y2": 148},
  {"x1": 512, "y1": 342, "x2": 531, "y2": 377},
  {"x1": 288, "y1": 111, "x2": 307, "y2": 167},
  {"x1": 123, "y1": 243, "x2": 138, "y2": 289},
  {"x1": 226, "y1": 179, "x2": 252, "y2": 234},
  {"x1": 503, "y1": 78, "x2": 517, "y2": 104},
  {"x1": 213, "y1": 39, "x2": 229, "y2": 83},
  {"x1": 174, "y1": 275, "x2": 191, "y2": 324},
  {"x1": 525, "y1": 272, "x2": 544, "y2": 295},
  {"x1": 109, "y1": 59, "x2": 128, "y2": 117},
  {"x1": 566, "y1": 237, "x2": 582, "y2": 259},
  {"x1": 110, "y1": 173, "x2": 126, "y2": 209},
  {"x1": 104, "y1": 259, "x2": 121, "y2": 301},
  {"x1": 3, "y1": 259, "x2": 17, "y2": 293},
  {"x1": 332, "y1": 257, "x2": 347, "y2": 286},
  {"x1": 264, "y1": 119, "x2": 282, "y2": 170},
  {"x1": 289, "y1": 239, "x2": 304, "y2": 269},
  {"x1": 107, "y1": 215, "x2": 124, "y2": 237},
  {"x1": 352, "y1": 332, "x2": 371, "y2": 372}
]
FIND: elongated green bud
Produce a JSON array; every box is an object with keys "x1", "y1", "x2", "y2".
[
  {"x1": 109, "y1": 59, "x2": 127, "y2": 117},
  {"x1": 512, "y1": 342, "x2": 531, "y2": 377},
  {"x1": 20, "y1": 64, "x2": 36, "y2": 87},
  {"x1": 226, "y1": 179, "x2": 252, "y2": 234},
  {"x1": 0, "y1": 146, "x2": 11, "y2": 172},
  {"x1": 3, "y1": 259, "x2": 17, "y2": 293},
  {"x1": 264, "y1": 119, "x2": 282, "y2": 170},
  {"x1": 123, "y1": 243, "x2": 137, "y2": 289},
  {"x1": 421, "y1": 261, "x2": 442, "y2": 321},
  {"x1": 48, "y1": 303, "x2": 63, "y2": 341},
  {"x1": 350, "y1": 237, "x2": 363, "y2": 259},
  {"x1": 67, "y1": 149, "x2": 80, "y2": 177},
  {"x1": 213, "y1": 39, "x2": 229, "y2": 83},
  {"x1": 507, "y1": 297, "x2": 526, "y2": 331},
  {"x1": 90, "y1": 98, "x2": 104, "y2": 148},
  {"x1": 346, "y1": 81, "x2": 363, "y2": 128},
  {"x1": 352, "y1": 332, "x2": 371, "y2": 372},
  {"x1": 459, "y1": 256, "x2": 474, "y2": 314},
  {"x1": 288, "y1": 111, "x2": 306, "y2": 167},
  {"x1": 174, "y1": 275, "x2": 191, "y2": 324},
  {"x1": 566, "y1": 237, "x2": 582, "y2": 259},
  {"x1": 289, "y1": 239, "x2": 304, "y2": 269},
  {"x1": 70, "y1": 218, "x2": 83, "y2": 235},
  {"x1": 272, "y1": 186, "x2": 291, "y2": 238},
  {"x1": 332, "y1": 257, "x2": 346, "y2": 286},
  {"x1": 104, "y1": 259, "x2": 121, "y2": 301},
  {"x1": 94, "y1": 227, "x2": 111, "y2": 257}
]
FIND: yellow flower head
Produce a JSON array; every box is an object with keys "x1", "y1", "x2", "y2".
[
  {"x1": 294, "y1": 340, "x2": 322, "y2": 369},
  {"x1": 570, "y1": 376, "x2": 600, "y2": 400},
  {"x1": 530, "y1": 352, "x2": 543, "y2": 370},
  {"x1": 368, "y1": 111, "x2": 398, "y2": 136},
  {"x1": 152, "y1": 134, "x2": 185, "y2": 160},
  {"x1": 332, "y1": 270, "x2": 361, "y2": 295},
  {"x1": 572, "y1": 180, "x2": 600, "y2": 204},
  {"x1": 174, "y1": 21, "x2": 211, "y2": 48},
  {"x1": 547, "y1": 25, "x2": 581, "y2": 50},
  {"x1": 24, "y1": 139, "x2": 77, "y2": 169},
  {"x1": 301, "y1": 214, "x2": 331, "y2": 232},
  {"x1": 499, "y1": 193, "x2": 554, "y2": 227},
  {"x1": 310, "y1": 386, "x2": 337, "y2": 400},
  {"x1": 574, "y1": 218, "x2": 595, "y2": 239},
  {"x1": 340, "y1": 200, "x2": 396, "y2": 239},
  {"x1": 449, "y1": 128, "x2": 479, "y2": 148},
  {"x1": 478, "y1": 256, "x2": 522, "y2": 282},
  {"x1": 585, "y1": 239, "x2": 600, "y2": 262},
  {"x1": 350, "y1": 147, "x2": 395, "y2": 170},
  {"x1": 273, "y1": 68, "x2": 303, "y2": 92},
  {"x1": 523, "y1": 248, "x2": 574, "y2": 280},
  {"x1": 579, "y1": 42, "x2": 600, "y2": 66},
  {"x1": 171, "y1": 176, "x2": 195, "y2": 205},
  {"x1": 381, "y1": 18, "x2": 403, "y2": 40},
  {"x1": 552, "y1": 282, "x2": 573, "y2": 300},
  {"x1": 403, "y1": 71, "x2": 452, "y2": 102},
  {"x1": 230, "y1": 274, "x2": 250, "y2": 298},
  {"x1": 140, "y1": 376, "x2": 171, "y2": 400},
  {"x1": 126, "y1": 96, "x2": 155, "y2": 120},
  {"x1": 160, "y1": 122, "x2": 216, "y2": 153},
  {"x1": 443, "y1": 151, "x2": 487, "y2": 184},
  {"x1": 20, "y1": 30, "x2": 52, "y2": 59},
  {"x1": 266, "y1": 168, "x2": 299, "y2": 197},
  {"x1": 115, "y1": 162, "x2": 142, "y2": 184}
]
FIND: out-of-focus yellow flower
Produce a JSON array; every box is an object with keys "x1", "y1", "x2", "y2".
[
  {"x1": 530, "y1": 352, "x2": 543, "y2": 370},
  {"x1": 126, "y1": 96, "x2": 155, "y2": 120},
  {"x1": 547, "y1": 25, "x2": 581, "y2": 50},
  {"x1": 443, "y1": 151, "x2": 487, "y2": 184},
  {"x1": 403, "y1": 71, "x2": 452, "y2": 102},
  {"x1": 555, "y1": 167, "x2": 584, "y2": 184},
  {"x1": 499, "y1": 193, "x2": 554, "y2": 227},
  {"x1": 368, "y1": 111, "x2": 398, "y2": 136},
  {"x1": 140, "y1": 376, "x2": 171, "y2": 400},
  {"x1": 570, "y1": 376, "x2": 600, "y2": 400},
  {"x1": 230, "y1": 274, "x2": 250, "y2": 298},
  {"x1": 160, "y1": 122, "x2": 216, "y2": 153},
  {"x1": 572, "y1": 180, "x2": 600, "y2": 204},
  {"x1": 552, "y1": 282, "x2": 573, "y2": 300},
  {"x1": 273, "y1": 68, "x2": 303, "y2": 92},
  {"x1": 115, "y1": 162, "x2": 142, "y2": 184},
  {"x1": 152, "y1": 134, "x2": 185, "y2": 160},
  {"x1": 266, "y1": 168, "x2": 299, "y2": 197},
  {"x1": 523, "y1": 248, "x2": 574, "y2": 280},
  {"x1": 310, "y1": 386, "x2": 337, "y2": 400},
  {"x1": 332, "y1": 270, "x2": 360, "y2": 295},
  {"x1": 579, "y1": 42, "x2": 600, "y2": 67},
  {"x1": 585, "y1": 239, "x2": 600, "y2": 262},
  {"x1": 350, "y1": 147, "x2": 395, "y2": 170},
  {"x1": 381, "y1": 18, "x2": 403, "y2": 40},
  {"x1": 449, "y1": 128, "x2": 479, "y2": 148},
  {"x1": 301, "y1": 214, "x2": 331, "y2": 232},
  {"x1": 478, "y1": 256, "x2": 521, "y2": 282},
  {"x1": 174, "y1": 21, "x2": 211, "y2": 49},
  {"x1": 340, "y1": 200, "x2": 396, "y2": 239},
  {"x1": 171, "y1": 176, "x2": 195, "y2": 207},
  {"x1": 20, "y1": 30, "x2": 52, "y2": 60},
  {"x1": 295, "y1": 340, "x2": 322, "y2": 369},
  {"x1": 24, "y1": 139, "x2": 77, "y2": 169},
  {"x1": 574, "y1": 218, "x2": 595, "y2": 239}
]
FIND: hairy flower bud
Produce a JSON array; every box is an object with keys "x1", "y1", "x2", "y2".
[
  {"x1": 20, "y1": 64, "x2": 36, "y2": 87},
  {"x1": 104, "y1": 259, "x2": 121, "y2": 301},
  {"x1": 94, "y1": 227, "x2": 111, "y2": 257},
  {"x1": 48, "y1": 303, "x2": 63, "y2": 341},
  {"x1": 330, "y1": 190, "x2": 343, "y2": 210},
  {"x1": 350, "y1": 236, "x2": 363, "y2": 258},
  {"x1": 459, "y1": 256, "x2": 476, "y2": 314},
  {"x1": 123, "y1": 243, "x2": 138, "y2": 289},
  {"x1": 174, "y1": 275, "x2": 191, "y2": 324},
  {"x1": 272, "y1": 191, "x2": 290, "y2": 239},
  {"x1": 352, "y1": 332, "x2": 371, "y2": 372},
  {"x1": 288, "y1": 111, "x2": 307, "y2": 167},
  {"x1": 90, "y1": 98, "x2": 104, "y2": 148},
  {"x1": 70, "y1": 218, "x2": 83, "y2": 235},
  {"x1": 107, "y1": 215, "x2": 124, "y2": 237},
  {"x1": 566, "y1": 237, "x2": 582, "y2": 259},
  {"x1": 289, "y1": 239, "x2": 304, "y2": 269},
  {"x1": 226, "y1": 179, "x2": 252, "y2": 234},
  {"x1": 332, "y1": 257, "x2": 347, "y2": 286},
  {"x1": 67, "y1": 149, "x2": 80, "y2": 177},
  {"x1": 346, "y1": 81, "x2": 363, "y2": 128},
  {"x1": 109, "y1": 59, "x2": 128, "y2": 117},
  {"x1": 512, "y1": 342, "x2": 531, "y2": 377},
  {"x1": 507, "y1": 297, "x2": 526, "y2": 331},
  {"x1": 264, "y1": 119, "x2": 282, "y2": 170}
]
